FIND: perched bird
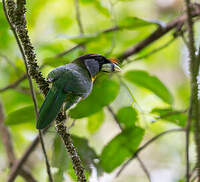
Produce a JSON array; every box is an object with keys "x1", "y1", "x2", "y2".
[{"x1": 36, "y1": 54, "x2": 121, "y2": 129}]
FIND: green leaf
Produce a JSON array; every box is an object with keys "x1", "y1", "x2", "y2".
[
  {"x1": 43, "y1": 57, "x2": 70, "y2": 67},
  {"x1": 72, "y1": 135, "x2": 102, "y2": 175},
  {"x1": 119, "y1": 17, "x2": 157, "y2": 30},
  {"x1": 53, "y1": 135, "x2": 94, "y2": 180},
  {"x1": 69, "y1": 34, "x2": 99, "y2": 44},
  {"x1": 5, "y1": 105, "x2": 35, "y2": 125},
  {"x1": 116, "y1": 106, "x2": 137, "y2": 128},
  {"x1": 124, "y1": 70, "x2": 173, "y2": 104},
  {"x1": 94, "y1": 1, "x2": 110, "y2": 17},
  {"x1": 79, "y1": 0, "x2": 109, "y2": 17},
  {"x1": 100, "y1": 127, "x2": 144, "y2": 172},
  {"x1": 0, "y1": 3, "x2": 12, "y2": 49},
  {"x1": 69, "y1": 75, "x2": 120, "y2": 118},
  {"x1": 52, "y1": 136, "x2": 69, "y2": 182},
  {"x1": 87, "y1": 109, "x2": 105, "y2": 133},
  {"x1": 151, "y1": 108, "x2": 187, "y2": 127}
]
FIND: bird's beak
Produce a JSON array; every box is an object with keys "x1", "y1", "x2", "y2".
[
  {"x1": 113, "y1": 63, "x2": 121, "y2": 72},
  {"x1": 101, "y1": 63, "x2": 121, "y2": 72}
]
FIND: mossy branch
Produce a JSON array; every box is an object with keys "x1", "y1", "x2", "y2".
[{"x1": 4, "y1": 0, "x2": 86, "y2": 182}]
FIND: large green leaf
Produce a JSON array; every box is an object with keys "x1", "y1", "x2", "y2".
[
  {"x1": 69, "y1": 75, "x2": 120, "y2": 118},
  {"x1": 119, "y1": 17, "x2": 157, "y2": 30},
  {"x1": 116, "y1": 106, "x2": 137, "y2": 128},
  {"x1": 43, "y1": 57, "x2": 71, "y2": 67},
  {"x1": 0, "y1": 3, "x2": 12, "y2": 49},
  {"x1": 52, "y1": 135, "x2": 69, "y2": 182},
  {"x1": 100, "y1": 127, "x2": 144, "y2": 172},
  {"x1": 5, "y1": 105, "x2": 35, "y2": 125},
  {"x1": 151, "y1": 108, "x2": 187, "y2": 127},
  {"x1": 124, "y1": 70, "x2": 173, "y2": 104},
  {"x1": 94, "y1": 0, "x2": 110, "y2": 17},
  {"x1": 87, "y1": 109, "x2": 105, "y2": 133}
]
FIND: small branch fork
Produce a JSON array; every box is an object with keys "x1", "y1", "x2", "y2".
[
  {"x1": 48, "y1": 4, "x2": 200, "y2": 63},
  {"x1": 116, "y1": 128, "x2": 185, "y2": 177},
  {"x1": 107, "y1": 106, "x2": 152, "y2": 182},
  {"x1": 107, "y1": 106, "x2": 186, "y2": 180},
  {"x1": 118, "y1": 3, "x2": 200, "y2": 62}
]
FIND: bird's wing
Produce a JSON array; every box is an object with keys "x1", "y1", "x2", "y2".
[
  {"x1": 60, "y1": 65, "x2": 93, "y2": 98},
  {"x1": 36, "y1": 86, "x2": 67, "y2": 129},
  {"x1": 47, "y1": 65, "x2": 66, "y2": 82}
]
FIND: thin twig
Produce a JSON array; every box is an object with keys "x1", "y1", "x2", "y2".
[
  {"x1": 47, "y1": 3, "x2": 200, "y2": 63},
  {"x1": 107, "y1": 106, "x2": 122, "y2": 130},
  {"x1": 151, "y1": 109, "x2": 188, "y2": 123},
  {"x1": 0, "y1": 102, "x2": 37, "y2": 182},
  {"x1": 3, "y1": 0, "x2": 53, "y2": 181},
  {"x1": 118, "y1": 3, "x2": 200, "y2": 62},
  {"x1": 107, "y1": 106, "x2": 151, "y2": 181},
  {"x1": 116, "y1": 128, "x2": 184, "y2": 177},
  {"x1": 0, "y1": 53, "x2": 18, "y2": 71},
  {"x1": 105, "y1": 0, "x2": 117, "y2": 56},
  {"x1": 7, "y1": 127, "x2": 49, "y2": 182},
  {"x1": 131, "y1": 37, "x2": 177, "y2": 62},
  {"x1": 74, "y1": 0, "x2": 84, "y2": 34},
  {"x1": 0, "y1": 74, "x2": 27, "y2": 92},
  {"x1": 136, "y1": 155, "x2": 151, "y2": 182},
  {"x1": 54, "y1": 26, "x2": 120, "y2": 59},
  {"x1": 38, "y1": 130, "x2": 53, "y2": 182},
  {"x1": 189, "y1": 165, "x2": 197, "y2": 181},
  {"x1": 55, "y1": 44, "x2": 83, "y2": 58},
  {"x1": 68, "y1": 119, "x2": 77, "y2": 130}
]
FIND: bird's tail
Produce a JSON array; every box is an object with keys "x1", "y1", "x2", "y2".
[{"x1": 36, "y1": 86, "x2": 66, "y2": 129}]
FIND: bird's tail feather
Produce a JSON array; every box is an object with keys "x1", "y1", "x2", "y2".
[{"x1": 36, "y1": 87, "x2": 66, "y2": 129}]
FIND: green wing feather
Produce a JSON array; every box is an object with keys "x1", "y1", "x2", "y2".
[{"x1": 36, "y1": 86, "x2": 67, "y2": 129}]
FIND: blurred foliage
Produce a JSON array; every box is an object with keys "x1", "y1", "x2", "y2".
[
  {"x1": 69, "y1": 74, "x2": 120, "y2": 118},
  {"x1": 0, "y1": 0, "x2": 190, "y2": 182},
  {"x1": 100, "y1": 127, "x2": 144, "y2": 172}
]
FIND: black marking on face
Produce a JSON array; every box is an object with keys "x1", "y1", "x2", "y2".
[{"x1": 78, "y1": 54, "x2": 114, "y2": 73}]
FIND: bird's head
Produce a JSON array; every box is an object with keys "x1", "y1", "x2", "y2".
[{"x1": 75, "y1": 54, "x2": 121, "y2": 79}]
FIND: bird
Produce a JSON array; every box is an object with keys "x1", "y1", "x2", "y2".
[{"x1": 36, "y1": 54, "x2": 121, "y2": 129}]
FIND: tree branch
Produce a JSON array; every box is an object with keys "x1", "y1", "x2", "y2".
[
  {"x1": 184, "y1": 1, "x2": 200, "y2": 182},
  {"x1": 118, "y1": 3, "x2": 200, "y2": 62},
  {"x1": 3, "y1": 0, "x2": 86, "y2": 181},
  {"x1": 0, "y1": 53, "x2": 18, "y2": 71},
  {"x1": 0, "y1": 74, "x2": 27, "y2": 92},
  {"x1": 74, "y1": 0, "x2": 84, "y2": 34},
  {"x1": 116, "y1": 128, "x2": 184, "y2": 177},
  {"x1": 53, "y1": 4, "x2": 200, "y2": 65},
  {"x1": 107, "y1": 106, "x2": 152, "y2": 181},
  {"x1": 38, "y1": 130, "x2": 53, "y2": 182},
  {"x1": 0, "y1": 102, "x2": 37, "y2": 182},
  {"x1": 3, "y1": 0, "x2": 53, "y2": 181},
  {"x1": 131, "y1": 37, "x2": 177, "y2": 62},
  {"x1": 54, "y1": 26, "x2": 120, "y2": 58},
  {"x1": 136, "y1": 155, "x2": 151, "y2": 182}
]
